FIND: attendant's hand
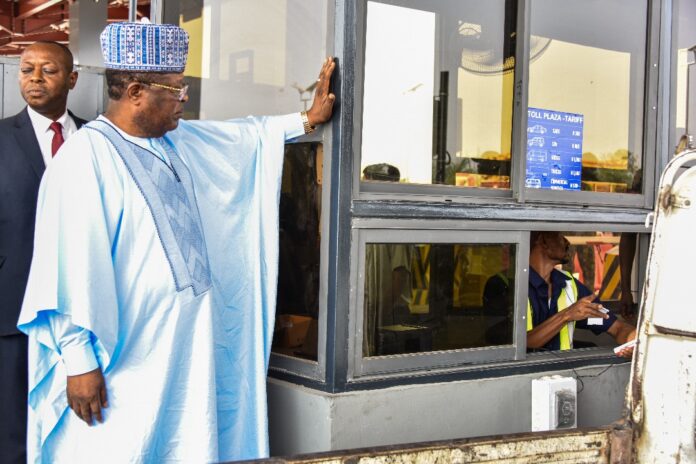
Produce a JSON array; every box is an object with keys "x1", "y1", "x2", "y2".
[
  {"x1": 615, "y1": 329, "x2": 637, "y2": 359},
  {"x1": 67, "y1": 368, "x2": 108, "y2": 426},
  {"x1": 615, "y1": 343, "x2": 636, "y2": 359},
  {"x1": 563, "y1": 293, "x2": 608, "y2": 322},
  {"x1": 306, "y1": 57, "x2": 337, "y2": 127}
]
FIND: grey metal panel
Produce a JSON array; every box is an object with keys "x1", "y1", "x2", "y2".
[
  {"x1": 661, "y1": 0, "x2": 677, "y2": 184},
  {"x1": 322, "y1": 0, "x2": 357, "y2": 391},
  {"x1": 3, "y1": 62, "x2": 25, "y2": 117},
  {"x1": 512, "y1": 0, "x2": 532, "y2": 203},
  {"x1": 350, "y1": 0, "x2": 367, "y2": 204},
  {"x1": 515, "y1": 233, "x2": 531, "y2": 360},
  {"x1": 524, "y1": 189, "x2": 647, "y2": 208},
  {"x1": 641, "y1": 0, "x2": 663, "y2": 210},
  {"x1": 69, "y1": 0, "x2": 107, "y2": 68},
  {"x1": 351, "y1": 200, "x2": 650, "y2": 228},
  {"x1": 666, "y1": 0, "x2": 677, "y2": 161},
  {"x1": 351, "y1": 218, "x2": 650, "y2": 233},
  {"x1": 348, "y1": 228, "x2": 525, "y2": 379},
  {"x1": 150, "y1": 0, "x2": 164, "y2": 24},
  {"x1": 267, "y1": 378, "x2": 333, "y2": 456},
  {"x1": 270, "y1": 353, "x2": 322, "y2": 381},
  {"x1": 361, "y1": 182, "x2": 512, "y2": 198},
  {"x1": 68, "y1": 68, "x2": 105, "y2": 120}
]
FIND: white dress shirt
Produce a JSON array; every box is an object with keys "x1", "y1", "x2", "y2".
[{"x1": 26, "y1": 105, "x2": 79, "y2": 166}]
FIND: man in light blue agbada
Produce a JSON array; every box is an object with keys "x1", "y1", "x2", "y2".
[{"x1": 18, "y1": 21, "x2": 335, "y2": 463}]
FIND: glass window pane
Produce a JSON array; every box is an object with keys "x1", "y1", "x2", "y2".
[
  {"x1": 526, "y1": 0, "x2": 647, "y2": 194},
  {"x1": 164, "y1": 0, "x2": 328, "y2": 119},
  {"x1": 273, "y1": 143, "x2": 323, "y2": 360},
  {"x1": 363, "y1": 243, "x2": 516, "y2": 357},
  {"x1": 361, "y1": 1, "x2": 516, "y2": 190}
]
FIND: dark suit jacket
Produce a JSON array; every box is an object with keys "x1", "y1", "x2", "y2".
[{"x1": 0, "y1": 107, "x2": 87, "y2": 336}]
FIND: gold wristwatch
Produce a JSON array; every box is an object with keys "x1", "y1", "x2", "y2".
[{"x1": 301, "y1": 111, "x2": 315, "y2": 134}]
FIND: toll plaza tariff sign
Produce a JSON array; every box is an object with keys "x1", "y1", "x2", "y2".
[{"x1": 525, "y1": 107, "x2": 584, "y2": 191}]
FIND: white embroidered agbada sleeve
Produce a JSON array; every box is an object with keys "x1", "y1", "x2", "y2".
[{"x1": 18, "y1": 129, "x2": 123, "y2": 448}]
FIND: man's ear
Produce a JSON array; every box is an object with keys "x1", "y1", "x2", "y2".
[
  {"x1": 68, "y1": 71, "x2": 78, "y2": 90},
  {"x1": 126, "y1": 82, "x2": 145, "y2": 103}
]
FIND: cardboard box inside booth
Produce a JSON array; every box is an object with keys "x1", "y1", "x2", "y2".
[{"x1": 276, "y1": 315, "x2": 313, "y2": 348}]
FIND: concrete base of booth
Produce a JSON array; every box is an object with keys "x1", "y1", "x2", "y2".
[{"x1": 267, "y1": 362, "x2": 630, "y2": 457}]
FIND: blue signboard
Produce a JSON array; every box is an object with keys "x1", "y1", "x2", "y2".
[{"x1": 525, "y1": 108, "x2": 584, "y2": 191}]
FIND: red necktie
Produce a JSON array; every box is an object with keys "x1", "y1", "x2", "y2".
[{"x1": 49, "y1": 121, "x2": 64, "y2": 157}]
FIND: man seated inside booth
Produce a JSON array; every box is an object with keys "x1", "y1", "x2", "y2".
[{"x1": 527, "y1": 231, "x2": 636, "y2": 357}]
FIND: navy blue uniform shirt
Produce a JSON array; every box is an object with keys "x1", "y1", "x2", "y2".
[{"x1": 528, "y1": 268, "x2": 616, "y2": 351}]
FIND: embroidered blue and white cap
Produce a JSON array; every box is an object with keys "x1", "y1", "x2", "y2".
[{"x1": 100, "y1": 21, "x2": 189, "y2": 72}]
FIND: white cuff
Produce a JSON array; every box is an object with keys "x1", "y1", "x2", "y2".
[
  {"x1": 282, "y1": 113, "x2": 306, "y2": 140},
  {"x1": 62, "y1": 343, "x2": 99, "y2": 376}
]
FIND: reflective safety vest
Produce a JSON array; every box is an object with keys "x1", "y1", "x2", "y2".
[{"x1": 527, "y1": 270, "x2": 578, "y2": 350}]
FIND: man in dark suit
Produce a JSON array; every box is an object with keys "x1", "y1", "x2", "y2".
[{"x1": 0, "y1": 41, "x2": 86, "y2": 463}]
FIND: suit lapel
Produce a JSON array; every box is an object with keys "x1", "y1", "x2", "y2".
[
  {"x1": 68, "y1": 109, "x2": 87, "y2": 129},
  {"x1": 13, "y1": 108, "x2": 45, "y2": 179}
]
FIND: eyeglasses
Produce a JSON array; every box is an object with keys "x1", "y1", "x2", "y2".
[{"x1": 142, "y1": 81, "x2": 189, "y2": 101}]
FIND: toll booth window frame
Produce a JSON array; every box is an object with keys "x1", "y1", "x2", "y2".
[
  {"x1": 346, "y1": 223, "x2": 647, "y2": 381},
  {"x1": 348, "y1": 227, "x2": 529, "y2": 379},
  {"x1": 351, "y1": 0, "x2": 660, "y2": 210}
]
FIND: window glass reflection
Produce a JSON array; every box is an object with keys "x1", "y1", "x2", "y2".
[
  {"x1": 363, "y1": 243, "x2": 516, "y2": 357},
  {"x1": 361, "y1": 0, "x2": 516, "y2": 189},
  {"x1": 163, "y1": 1, "x2": 328, "y2": 361},
  {"x1": 273, "y1": 143, "x2": 323, "y2": 360},
  {"x1": 527, "y1": 0, "x2": 646, "y2": 194},
  {"x1": 164, "y1": 0, "x2": 328, "y2": 119}
]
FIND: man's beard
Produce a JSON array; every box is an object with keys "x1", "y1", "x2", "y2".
[{"x1": 133, "y1": 110, "x2": 168, "y2": 138}]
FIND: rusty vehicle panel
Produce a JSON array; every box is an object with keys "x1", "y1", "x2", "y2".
[
  {"x1": 626, "y1": 149, "x2": 696, "y2": 463},
  {"x1": 246, "y1": 427, "x2": 619, "y2": 464}
]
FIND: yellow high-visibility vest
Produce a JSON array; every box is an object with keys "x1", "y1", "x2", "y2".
[
  {"x1": 410, "y1": 245, "x2": 430, "y2": 312},
  {"x1": 527, "y1": 270, "x2": 578, "y2": 350}
]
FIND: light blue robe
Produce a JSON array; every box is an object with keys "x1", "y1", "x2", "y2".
[{"x1": 18, "y1": 114, "x2": 304, "y2": 463}]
